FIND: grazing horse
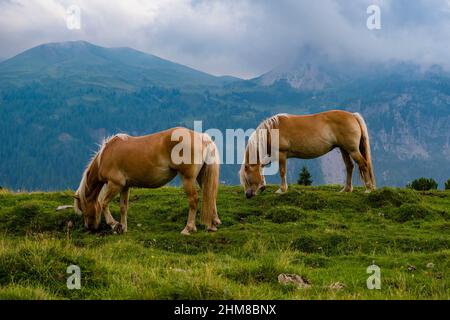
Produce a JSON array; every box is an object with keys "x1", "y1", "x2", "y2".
[
  {"x1": 240, "y1": 110, "x2": 376, "y2": 198},
  {"x1": 74, "y1": 128, "x2": 220, "y2": 235}
]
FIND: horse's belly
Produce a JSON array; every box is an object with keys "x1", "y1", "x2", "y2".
[
  {"x1": 127, "y1": 167, "x2": 177, "y2": 188},
  {"x1": 287, "y1": 144, "x2": 335, "y2": 159}
]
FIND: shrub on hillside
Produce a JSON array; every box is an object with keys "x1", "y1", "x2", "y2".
[
  {"x1": 445, "y1": 179, "x2": 450, "y2": 190},
  {"x1": 407, "y1": 178, "x2": 438, "y2": 191},
  {"x1": 0, "y1": 186, "x2": 11, "y2": 194}
]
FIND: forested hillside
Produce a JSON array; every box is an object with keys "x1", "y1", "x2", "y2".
[{"x1": 1, "y1": 41, "x2": 450, "y2": 190}]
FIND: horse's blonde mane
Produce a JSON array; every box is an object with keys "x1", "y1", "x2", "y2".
[
  {"x1": 239, "y1": 114, "x2": 286, "y2": 187},
  {"x1": 201, "y1": 133, "x2": 220, "y2": 165},
  {"x1": 247, "y1": 113, "x2": 285, "y2": 163},
  {"x1": 256, "y1": 114, "x2": 285, "y2": 132}
]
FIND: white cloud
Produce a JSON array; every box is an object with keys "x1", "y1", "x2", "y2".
[{"x1": 1, "y1": 0, "x2": 450, "y2": 78}]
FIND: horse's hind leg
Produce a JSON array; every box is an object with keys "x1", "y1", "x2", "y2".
[
  {"x1": 181, "y1": 175, "x2": 199, "y2": 235},
  {"x1": 119, "y1": 187, "x2": 130, "y2": 233},
  {"x1": 340, "y1": 148, "x2": 354, "y2": 192},
  {"x1": 350, "y1": 151, "x2": 374, "y2": 192},
  {"x1": 213, "y1": 204, "x2": 221, "y2": 227},
  {"x1": 197, "y1": 176, "x2": 220, "y2": 227}
]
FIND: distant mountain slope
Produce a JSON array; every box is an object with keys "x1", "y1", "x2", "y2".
[
  {"x1": 0, "y1": 41, "x2": 239, "y2": 89},
  {"x1": 251, "y1": 47, "x2": 353, "y2": 91},
  {"x1": 0, "y1": 41, "x2": 449, "y2": 190}
]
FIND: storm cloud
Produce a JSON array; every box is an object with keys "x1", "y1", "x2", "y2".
[{"x1": 1, "y1": 0, "x2": 450, "y2": 78}]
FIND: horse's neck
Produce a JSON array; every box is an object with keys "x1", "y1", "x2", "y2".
[{"x1": 84, "y1": 154, "x2": 102, "y2": 199}]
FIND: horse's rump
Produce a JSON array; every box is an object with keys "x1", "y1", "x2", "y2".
[{"x1": 353, "y1": 113, "x2": 376, "y2": 188}]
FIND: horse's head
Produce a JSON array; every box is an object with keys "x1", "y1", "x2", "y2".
[
  {"x1": 240, "y1": 129, "x2": 273, "y2": 199},
  {"x1": 240, "y1": 162, "x2": 267, "y2": 199},
  {"x1": 74, "y1": 193, "x2": 101, "y2": 231}
]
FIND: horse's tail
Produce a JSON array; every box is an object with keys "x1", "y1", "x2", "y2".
[
  {"x1": 198, "y1": 134, "x2": 220, "y2": 226},
  {"x1": 74, "y1": 142, "x2": 107, "y2": 214},
  {"x1": 353, "y1": 113, "x2": 376, "y2": 189}
]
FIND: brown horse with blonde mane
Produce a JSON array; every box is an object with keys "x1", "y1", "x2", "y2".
[
  {"x1": 74, "y1": 128, "x2": 220, "y2": 235},
  {"x1": 240, "y1": 110, "x2": 376, "y2": 198}
]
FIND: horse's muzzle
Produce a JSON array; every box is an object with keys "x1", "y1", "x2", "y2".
[{"x1": 245, "y1": 189, "x2": 255, "y2": 199}]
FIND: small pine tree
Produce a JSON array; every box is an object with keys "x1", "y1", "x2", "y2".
[
  {"x1": 298, "y1": 166, "x2": 312, "y2": 186},
  {"x1": 445, "y1": 179, "x2": 450, "y2": 190}
]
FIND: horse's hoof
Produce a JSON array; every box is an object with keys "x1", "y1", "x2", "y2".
[
  {"x1": 364, "y1": 189, "x2": 373, "y2": 194},
  {"x1": 275, "y1": 189, "x2": 286, "y2": 194},
  {"x1": 207, "y1": 226, "x2": 218, "y2": 232},
  {"x1": 181, "y1": 228, "x2": 191, "y2": 236},
  {"x1": 213, "y1": 218, "x2": 222, "y2": 226},
  {"x1": 340, "y1": 187, "x2": 353, "y2": 193},
  {"x1": 114, "y1": 223, "x2": 124, "y2": 234}
]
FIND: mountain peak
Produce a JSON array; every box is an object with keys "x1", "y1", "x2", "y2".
[
  {"x1": 0, "y1": 41, "x2": 238, "y2": 88},
  {"x1": 39, "y1": 40, "x2": 94, "y2": 48},
  {"x1": 254, "y1": 45, "x2": 450, "y2": 91},
  {"x1": 253, "y1": 46, "x2": 351, "y2": 90}
]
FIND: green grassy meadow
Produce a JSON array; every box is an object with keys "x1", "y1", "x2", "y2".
[{"x1": 0, "y1": 185, "x2": 448, "y2": 300}]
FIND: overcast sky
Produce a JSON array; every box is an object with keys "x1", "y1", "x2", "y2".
[{"x1": 1, "y1": 0, "x2": 450, "y2": 78}]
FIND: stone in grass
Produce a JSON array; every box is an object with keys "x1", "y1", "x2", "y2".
[
  {"x1": 56, "y1": 205, "x2": 74, "y2": 211},
  {"x1": 426, "y1": 262, "x2": 434, "y2": 269},
  {"x1": 278, "y1": 273, "x2": 311, "y2": 289},
  {"x1": 407, "y1": 264, "x2": 417, "y2": 271},
  {"x1": 328, "y1": 282, "x2": 345, "y2": 290}
]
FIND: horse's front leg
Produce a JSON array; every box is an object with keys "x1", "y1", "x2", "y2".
[
  {"x1": 103, "y1": 206, "x2": 118, "y2": 230},
  {"x1": 180, "y1": 176, "x2": 199, "y2": 235},
  {"x1": 119, "y1": 187, "x2": 130, "y2": 233},
  {"x1": 276, "y1": 152, "x2": 288, "y2": 194},
  {"x1": 99, "y1": 182, "x2": 122, "y2": 232}
]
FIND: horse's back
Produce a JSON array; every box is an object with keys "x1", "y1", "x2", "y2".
[
  {"x1": 279, "y1": 109, "x2": 354, "y2": 124},
  {"x1": 96, "y1": 129, "x2": 183, "y2": 187},
  {"x1": 277, "y1": 110, "x2": 361, "y2": 157}
]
